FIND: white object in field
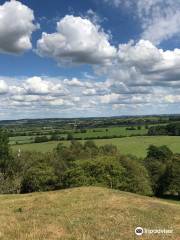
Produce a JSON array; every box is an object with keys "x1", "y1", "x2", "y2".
[{"x1": 17, "y1": 148, "x2": 21, "y2": 157}]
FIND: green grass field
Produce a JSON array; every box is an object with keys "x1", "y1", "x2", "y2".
[
  {"x1": 0, "y1": 187, "x2": 179, "y2": 240},
  {"x1": 9, "y1": 126, "x2": 148, "y2": 144},
  {"x1": 9, "y1": 124, "x2": 168, "y2": 145},
  {"x1": 74, "y1": 126, "x2": 148, "y2": 138},
  {"x1": 12, "y1": 136, "x2": 180, "y2": 157}
]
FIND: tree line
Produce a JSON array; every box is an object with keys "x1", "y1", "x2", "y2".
[
  {"x1": 0, "y1": 130, "x2": 179, "y2": 198},
  {"x1": 148, "y1": 122, "x2": 180, "y2": 136}
]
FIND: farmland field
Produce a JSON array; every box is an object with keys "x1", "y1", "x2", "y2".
[
  {"x1": 12, "y1": 136, "x2": 180, "y2": 157},
  {"x1": 9, "y1": 126, "x2": 149, "y2": 145},
  {"x1": 74, "y1": 126, "x2": 148, "y2": 138}
]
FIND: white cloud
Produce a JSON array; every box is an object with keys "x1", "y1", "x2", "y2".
[
  {"x1": 63, "y1": 78, "x2": 84, "y2": 87},
  {"x1": 23, "y1": 77, "x2": 66, "y2": 96},
  {"x1": 9, "y1": 86, "x2": 25, "y2": 95},
  {"x1": 118, "y1": 40, "x2": 162, "y2": 69},
  {"x1": 0, "y1": 0, "x2": 38, "y2": 54},
  {"x1": 141, "y1": 5, "x2": 180, "y2": 44},
  {"x1": 11, "y1": 94, "x2": 40, "y2": 102},
  {"x1": 164, "y1": 95, "x2": 180, "y2": 103},
  {"x1": 105, "y1": 0, "x2": 180, "y2": 45},
  {"x1": 82, "y1": 88, "x2": 97, "y2": 96},
  {"x1": 86, "y1": 9, "x2": 103, "y2": 24},
  {"x1": 99, "y1": 93, "x2": 124, "y2": 104},
  {"x1": 49, "y1": 98, "x2": 64, "y2": 106},
  {"x1": 2, "y1": 35, "x2": 180, "y2": 117},
  {"x1": 94, "y1": 38, "x2": 180, "y2": 111},
  {"x1": 117, "y1": 39, "x2": 180, "y2": 79},
  {"x1": 0, "y1": 80, "x2": 8, "y2": 94},
  {"x1": 36, "y1": 15, "x2": 116, "y2": 65},
  {"x1": 0, "y1": 71, "x2": 180, "y2": 118}
]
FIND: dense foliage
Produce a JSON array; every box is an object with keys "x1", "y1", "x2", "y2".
[
  {"x1": 0, "y1": 130, "x2": 179, "y2": 198},
  {"x1": 148, "y1": 122, "x2": 180, "y2": 136}
]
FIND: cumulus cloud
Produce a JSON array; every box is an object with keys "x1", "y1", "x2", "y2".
[
  {"x1": 99, "y1": 93, "x2": 124, "y2": 104},
  {"x1": 0, "y1": 69, "x2": 180, "y2": 118},
  {"x1": 23, "y1": 77, "x2": 66, "y2": 96},
  {"x1": 2, "y1": 36, "x2": 180, "y2": 117},
  {"x1": 0, "y1": 76, "x2": 98, "y2": 110},
  {"x1": 82, "y1": 88, "x2": 97, "y2": 96},
  {"x1": 94, "y1": 38, "x2": 180, "y2": 111},
  {"x1": 117, "y1": 39, "x2": 180, "y2": 79},
  {"x1": 36, "y1": 15, "x2": 116, "y2": 65},
  {"x1": 11, "y1": 94, "x2": 40, "y2": 102},
  {"x1": 63, "y1": 78, "x2": 84, "y2": 87},
  {"x1": 118, "y1": 40, "x2": 162, "y2": 70},
  {"x1": 164, "y1": 95, "x2": 180, "y2": 103},
  {"x1": 0, "y1": 80, "x2": 8, "y2": 94},
  {"x1": 0, "y1": 0, "x2": 38, "y2": 54}
]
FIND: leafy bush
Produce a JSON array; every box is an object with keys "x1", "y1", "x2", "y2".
[
  {"x1": 145, "y1": 145, "x2": 173, "y2": 196},
  {"x1": 148, "y1": 122, "x2": 180, "y2": 136},
  {"x1": 0, "y1": 173, "x2": 21, "y2": 194},
  {"x1": 0, "y1": 129, "x2": 13, "y2": 175},
  {"x1": 34, "y1": 136, "x2": 49, "y2": 143},
  {"x1": 166, "y1": 154, "x2": 180, "y2": 196},
  {"x1": 119, "y1": 156, "x2": 152, "y2": 196},
  {"x1": 21, "y1": 162, "x2": 58, "y2": 193},
  {"x1": 63, "y1": 157, "x2": 125, "y2": 189},
  {"x1": 99, "y1": 144, "x2": 118, "y2": 155}
]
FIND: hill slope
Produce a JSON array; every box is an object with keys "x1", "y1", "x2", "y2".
[{"x1": 0, "y1": 187, "x2": 179, "y2": 240}]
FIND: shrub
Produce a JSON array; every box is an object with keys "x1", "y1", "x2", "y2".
[
  {"x1": 0, "y1": 173, "x2": 21, "y2": 194},
  {"x1": 119, "y1": 156, "x2": 152, "y2": 196},
  {"x1": 0, "y1": 129, "x2": 13, "y2": 175},
  {"x1": 21, "y1": 162, "x2": 58, "y2": 193},
  {"x1": 167, "y1": 154, "x2": 180, "y2": 196},
  {"x1": 56, "y1": 143, "x2": 75, "y2": 161},
  {"x1": 145, "y1": 145, "x2": 173, "y2": 196},
  {"x1": 99, "y1": 144, "x2": 118, "y2": 155},
  {"x1": 67, "y1": 133, "x2": 74, "y2": 140},
  {"x1": 63, "y1": 157, "x2": 125, "y2": 189},
  {"x1": 34, "y1": 136, "x2": 49, "y2": 143}
]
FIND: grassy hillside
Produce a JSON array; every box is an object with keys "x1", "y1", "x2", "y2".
[
  {"x1": 0, "y1": 187, "x2": 179, "y2": 240},
  {"x1": 12, "y1": 136, "x2": 180, "y2": 157}
]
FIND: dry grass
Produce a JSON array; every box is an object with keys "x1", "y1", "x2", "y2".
[{"x1": 0, "y1": 187, "x2": 179, "y2": 240}]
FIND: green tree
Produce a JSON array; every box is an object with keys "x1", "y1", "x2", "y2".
[
  {"x1": 120, "y1": 156, "x2": 152, "y2": 196},
  {"x1": 70, "y1": 140, "x2": 84, "y2": 157},
  {"x1": 167, "y1": 154, "x2": 180, "y2": 197},
  {"x1": 55, "y1": 143, "x2": 75, "y2": 161},
  {"x1": 63, "y1": 157, "x2": 125, "y2": 189},
  {"x1": 147, "y1": 145, "x2": 173, "y2": 161},
  {"x1": 21, "y1": 162, "x2": 58, "y2": 193},
  {"x1": 99, "y1": 144, "x2": 117, "y2": 156},
  {"x1": 145, "y1": 145, "x2": 173, "y2": 196},
  {"x1": 0, "y1": 129, "x2": 13, "y2": 175},
  {"x1": 67, "y1": 133, "x2": 74, "y2": 140},
  {"x1": 34, "y1": 135, "x2": 49, "y2": 143},
  {"x1": 84, "y1": 140, "x2": 99, "y2": 157},
  {"x1": 50, "y1": 134, "x2": 60, "y2": 141}
]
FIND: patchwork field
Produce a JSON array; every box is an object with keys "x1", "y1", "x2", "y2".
[
  {"x1": 9, "y1": 126, "x2": 148, "y2": 144},
  {"x1": 12, "y1": 136, "x2": 180, "y2": 157}
]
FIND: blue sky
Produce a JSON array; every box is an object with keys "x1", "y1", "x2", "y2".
[{"x1": 0, "y1": 0, "x2": 180, "y2": 119}]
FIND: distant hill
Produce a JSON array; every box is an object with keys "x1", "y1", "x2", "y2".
[{"x1": 0, "y1": 187, "x2": 179, "y2": 240}]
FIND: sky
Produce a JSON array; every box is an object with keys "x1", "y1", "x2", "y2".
[{"x1": 0, "y1": 0, "x2": 180, "y2": 119}]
